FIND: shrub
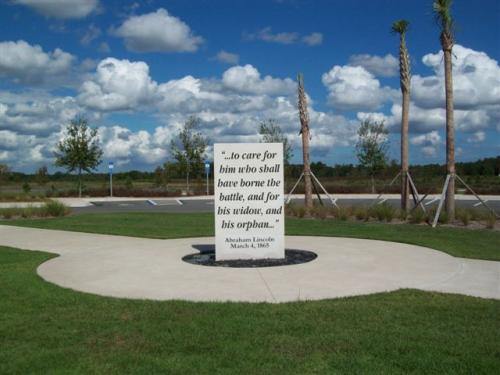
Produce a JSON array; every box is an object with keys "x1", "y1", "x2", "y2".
[
  {"x1": 296, "y1": 206, "x2": 306, "y2": 218},
  {"x1": 425, "y1": 207, "x2": 448, "y2": 224},
  {"x1": 332, "y1": 206, "x2": 351, "y2": 221},
  {"x1": 1, "y1": 208, "x2": 15, "y2": 219},
  {"x1": 469, "y1": 208, "x2": 482, "y2": 221},
  {"x1": 285, "y1": 203, "x2": 296, "y2": 217},
  {"x1": 368, "y1": 203, "x2": 394, "y2": 222},
  {"x1": 354, "y1": 206, "x2": 369, "y2": 221},
  {"x1": 21, "y1": 182, "x2": 31, "y2": 194},
  {"x1": 21, "y1": 205, "x2": 35, "y2": 218},
  {"x1": 409, "y1": 209, "x2": 426, "y2": 224},
  {"x1": 382, "y1": 204, "x2": 395, "y2": 222},
  {"x1": 456, "y1": 208, "x2": 471, "y2": 226},
  {"x1": 484, "y1": 214, "x2": 497, "y2": 229},
  {"x1": 42, "y1": 201, "x2": 70, "y2": 217},
  {"x1": 398, "y1": 209, "x2": 408, "y2": 221},
  {"x1": 312, "y1": 205, "x2": 329, "y2": 220}
]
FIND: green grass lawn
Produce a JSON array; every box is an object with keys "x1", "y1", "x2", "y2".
[
  {"x1": 5, "y1": 212, "x2": 500, "y2": 260},
  {"x1": 0, "y1": 246, "x2": 499, "y2": 374}
]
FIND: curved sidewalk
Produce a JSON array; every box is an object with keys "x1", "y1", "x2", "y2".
[{"x1": 0, "y1": 225, "x2": 498, "y2": 302}]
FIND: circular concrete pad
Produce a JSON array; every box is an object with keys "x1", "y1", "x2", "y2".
[{"x1": 36, "y1": 236, "x2": 466, "y2": 302}]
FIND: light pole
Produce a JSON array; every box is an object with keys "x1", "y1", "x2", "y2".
[
  {"x1": 109, "y1": 161, "x2": 114, "y2": 197},
  {"x1": 205, "y1": 160, "x2": 210, "y2": 195}
]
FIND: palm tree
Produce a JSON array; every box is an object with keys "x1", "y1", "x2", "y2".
[
  {"x1": 433, "y1": 0, "x2": 456, "y2": 220},
  {"x1": 391, "y1": 19, "x2": 411, "y2": 213},
  {"x1": 297, "y1": 73, "x2": 313, "y2": 211}
]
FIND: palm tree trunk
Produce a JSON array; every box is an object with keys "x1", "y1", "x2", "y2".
[
  {"x1": 443, "y1": 44, "x2": 455, "y2": 220},
  {"x1": 302, "y1": 129, "x2": 313, "y2": 210},
  {"x1": 401, "y1": 90, "x2": 410, "y2": 212},
  {"x1": 297, "y1": 73, "x2": 313, "y2": 211}
]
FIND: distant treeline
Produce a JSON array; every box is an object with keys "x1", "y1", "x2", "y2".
[{"x1": 2, "y1": 156, "x2": 499, "y2": 183}]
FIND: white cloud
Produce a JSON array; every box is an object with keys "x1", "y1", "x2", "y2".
[
  {"x1": 78, "y1": 58, "x2": 158, "y2": 111},
  {"x1": 213, "y1": 50, "x2": 240, "y2": 65},
  {"x1": 467, "y1": 131, "x2": 486, "y2": 143},
  {"x1": 421, "y1": 146, "x2": 438, "y2": 157},
  {"x1": 98, "y1": 125, "x2": 168, "y2": 165},
  {"x1": 246, "y1": 27, "x2": 298, "y2": 44},
  {"x1": 0, "y1": 40, "x2": 75, "y2": 84},
  {"x1": 81, "y1": 23, "x2": 101, "y2": 46},
  {"x1": 222, "y1": 64, "x2": 295, "y2": 95},
  {"x1": 13, "y1": 0, "x2": 99, "y2": 19},
  {"x1": 0, "y1": 130, "x2": 18, "y2": 149},
  {"x1": 246, "y1": 27, "x2": 322, "y2": 46},
  {"x1": 302, "y1": 32, "x2": 323, "y2": 46},
  {"x1": 322, "y1": 65, "x2": 396, "y2": 111},
  {"x1": 112, "y1": 8, "x2": 203, "y2": 53},
  {"x1": 410, "y1": 130, "x2": 442, "y2": 146},
  {"x1": 412, "y1": 45, "x2": 500, "y2": 110},
  {"x1": 348, "y1": 53, "x2": 399, "y2": 77},
  {"x1": 0, "y1": 92, "x2": 82, "y2": 137}
]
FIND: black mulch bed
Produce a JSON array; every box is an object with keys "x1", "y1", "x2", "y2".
[{"x1": 183, "y1": 247, "x2": 317, "y2": 268}]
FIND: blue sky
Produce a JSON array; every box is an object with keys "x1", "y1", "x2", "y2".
[{"x1": 0, "y1": 0, "x2": 498, "y2": 172}]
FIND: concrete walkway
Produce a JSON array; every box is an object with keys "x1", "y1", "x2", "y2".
[{"x1": 0, "y1": 225, "x2": 498, "y2": 302}]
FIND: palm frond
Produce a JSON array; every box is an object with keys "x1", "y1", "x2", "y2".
[
  {"x1": 391, "y1": 19, "x2": 409, "y2": 35},
  {"x1": 433, "y1": 0, "x2": 453, "y2": 32}
]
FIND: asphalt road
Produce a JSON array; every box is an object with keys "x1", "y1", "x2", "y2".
[{"x1": 72, "y1": 197, "x2": 500, "y2": 215}]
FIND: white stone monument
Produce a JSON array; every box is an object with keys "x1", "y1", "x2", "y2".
[{"x1": 214, "y1": 143, "x2": 284, "y2": 260}]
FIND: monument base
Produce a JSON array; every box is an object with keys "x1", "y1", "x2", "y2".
[{"x1": 183, "y1": 248, "x2": 317, "y2": 268}]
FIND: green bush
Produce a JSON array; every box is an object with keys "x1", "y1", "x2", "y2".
[
  {"x1": 409, "y1": 209, "x2": 426, "y2": 224},
  {"x1": 426, "y1": 208, "x2": 448, "y2": 224},
  {"x1": 22, "y1": 182, "x2": 31, "y2": 194},
  {"x1": 0, "y1": 201, "x2": 70, "y2": 220},
  {"x1": 368, "y1": 203, "x2": 395, "y2": 222},
  {"x1": 332, "y1": 206, "x2": 351, "y2": 221},
  {"x1": 285, "y1": 203, "x2": 296, "y2": 217},
  {"x1": 456, "y1": 208, "x2": 471, "y2": 226},
  {"x1": 42, "y1": 201, "x2": 70, "y2": 217},
  {"x1": 296, "y1": 206, "x2": 306, "y2": 218},
  {"x1": 354, "y1": 206, "x2": 369, "y2": 221},
  {"x1": 484, "y1": 214, "x2": 497, "y2": 229},
  {"x1": 312, "y1": 205, "x2": 329, "y2": 220}
]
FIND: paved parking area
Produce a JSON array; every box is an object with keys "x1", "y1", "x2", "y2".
[{"x1": 68, "y1": 195, "x2": 500, "y2": 215}]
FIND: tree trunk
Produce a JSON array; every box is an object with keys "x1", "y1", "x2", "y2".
[
  {"x1": 78, "y1": 167, "x2": 82, "y2": 198},
  {"x1": 371, "y1": 174, "x2": 375, "y2": 194},
  {"x1": 297, "y1": 73, "x2": 313, "y2": 211},
  {"x1": 302, "y1": 128, "x2": 313, "y2": 210},
  {"x1": 186, "y1": 170, "x2": 190, "y2": 195},
  {"x1": 401, "y1": 90, "x2": 410, "y2": 212},
  {"x1": 443, "y1": 45, "x2": 455, "y2": 220}
]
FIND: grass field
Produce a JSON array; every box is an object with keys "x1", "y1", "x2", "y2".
[
  {"x1": 5, "y1": 212, "x2": 500, "y2": 260},
  {"x1": 1, "y1": 213, "x2": 500, "y2": 373},
  {"x1": 0, "y1": 246, "x2": 499, "y2": 374}
]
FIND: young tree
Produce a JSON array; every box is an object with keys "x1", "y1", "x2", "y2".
[
  {"x1": 170, "y1": 116, "x2": 208, "y2": 193},
  {"x1": 0, "y1": 163, "x2": 10, "y2": 186},
  {"x1": 35, "y1": 165, "x2": 49, "y2": 186},
  {"x1": 355, "y1": 120, "x2": 389, "y2": 193},
  {"x1": 259, "y1": 119, "x2": 293, "y2": 165},
  {"x1": 392, "y1": 19, "x2": 411, "y2": 212},
  {"x1": 434, "y1": 0, "x2": 456, "y2": 220},
  {"x1": 54, "y1": 117, "x2": 103, "y2": 197},
  {"x1": 153, "y1": 166, "x2": 166, "y2": 188},
  {"x1": 297, "y1": 73, "x2": 313, "y2": 210}
]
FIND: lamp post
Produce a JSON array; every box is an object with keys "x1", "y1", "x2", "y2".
[
  {"x1": 205, "y1": 160, "x2": 210, "y2": 195},
  {"x1": 108, "y1": 161, "x2": 114, "y2": 197}
]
